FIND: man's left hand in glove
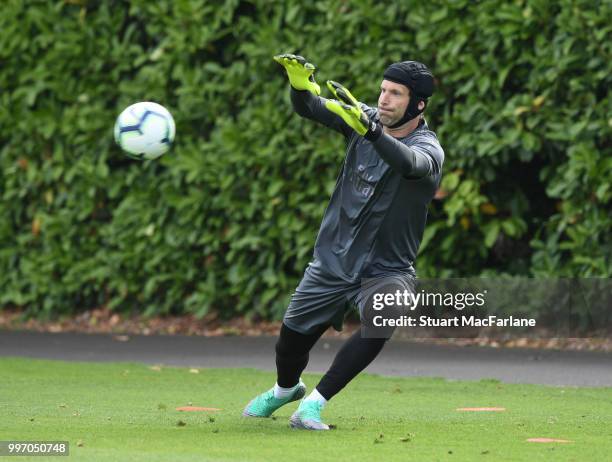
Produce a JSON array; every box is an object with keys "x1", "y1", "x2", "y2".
[{"x1": 324, "y1": 80, "x2": 383, "y2": 141}]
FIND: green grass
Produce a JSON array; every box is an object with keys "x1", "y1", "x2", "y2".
[{"x1": 1, "y1": 357, "x2": 611, "y2": 461}]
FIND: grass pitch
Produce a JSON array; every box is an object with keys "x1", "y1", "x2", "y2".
[{"x1": 1, "y1": 357, "x2": 610, "y2": 461}]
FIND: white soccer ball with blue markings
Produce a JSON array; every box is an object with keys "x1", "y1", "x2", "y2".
[{"x1": 114, "y1": 102, "x2": 175, "y2": 160}]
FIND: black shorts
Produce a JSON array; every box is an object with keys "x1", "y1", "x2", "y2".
[{"x1": 283, "y1": 259, "x2": 415, "y2": 336}]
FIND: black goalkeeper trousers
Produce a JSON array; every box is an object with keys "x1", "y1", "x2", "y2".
[{"x1": 275, "y1": 322, "x2": 389, "y2": 401}]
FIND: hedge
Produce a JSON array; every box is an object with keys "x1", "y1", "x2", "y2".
[{"x1": 0, "y1": 0, "x2": 610, "y2": 319}]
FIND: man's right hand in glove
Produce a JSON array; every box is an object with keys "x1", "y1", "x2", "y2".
[{"x1": 273, "y1": 53, "x2": 321, "y2": 96}]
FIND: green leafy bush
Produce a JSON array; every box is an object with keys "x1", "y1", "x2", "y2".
[{"x1": 0, "y1": 0, "x2": 609, "y2": 319}]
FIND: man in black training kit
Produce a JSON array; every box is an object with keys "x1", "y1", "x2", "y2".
[{"x1": 243, "y1": 54, "x2": 444, "y2": 430}]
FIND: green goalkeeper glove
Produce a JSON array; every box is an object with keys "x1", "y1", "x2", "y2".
[
  {"x1": 324, "y1": 80, "x2": 382, "y2": 140},
  {"x1": 273, "y1": 53, "x2": 321, "y2": 96}
]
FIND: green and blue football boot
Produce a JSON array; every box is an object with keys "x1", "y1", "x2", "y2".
[
  {"x1": 242, "y1": 381, "x2": 306, "y2": 418},
  {"x1": 289, "y1": 399, "x2": 330, "y2": 430}
]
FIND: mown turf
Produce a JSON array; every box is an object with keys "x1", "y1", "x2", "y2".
[{"x1": 1, "y1": 357, "x2": 610, "y2": 461}]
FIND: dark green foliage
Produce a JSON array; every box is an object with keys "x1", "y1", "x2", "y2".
[{"x1": 0, "y1": 0, "x2": 609, "y2": 318}]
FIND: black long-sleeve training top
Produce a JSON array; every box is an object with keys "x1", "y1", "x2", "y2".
[{"x1": 290, "y1": 89, "x2": 445, "y2": 282}]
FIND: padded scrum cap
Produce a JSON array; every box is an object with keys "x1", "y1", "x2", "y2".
[{"x1": 383, "y1": 61, "x2": 434, "y2": 98}]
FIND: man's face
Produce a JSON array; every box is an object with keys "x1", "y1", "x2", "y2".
[{"x1": 377, "y1": 79, "x2": 410, "y2": 126}]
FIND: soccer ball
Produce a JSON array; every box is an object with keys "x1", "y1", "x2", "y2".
[{"x1": 114, "y1": 102, "x2": 176, "y2": 160}]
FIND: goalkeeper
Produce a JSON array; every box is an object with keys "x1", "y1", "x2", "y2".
[{"x1": 243, "y1": 54, "x2": 444, "y2": 430}]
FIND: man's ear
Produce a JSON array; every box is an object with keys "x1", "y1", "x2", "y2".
[{"x1": 418, "y1": 101, "x2": 425, "y2": 111}]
